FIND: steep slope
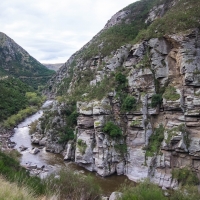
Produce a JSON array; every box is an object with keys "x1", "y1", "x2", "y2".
[
  {"x1": 38, "y1": 0, "x2": 200, "y2": 189},
  {"x1": 0, "y1": 32, "x2": 55, "y2": 89},
  {"x1": 0, "y1": 76, "x2": 34, "y2": 121},
  {"x1": 43, "y1": 63, "x2": 63, "y2": 71}
]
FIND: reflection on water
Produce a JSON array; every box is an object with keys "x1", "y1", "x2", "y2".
[
  {"x1": 11, "y1": 100, "x2": 133, "y2": 196},
  {"x1": 67, "y1": 162, "x2": 135, "y2": 196}
]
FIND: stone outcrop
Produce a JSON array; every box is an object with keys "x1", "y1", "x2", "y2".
[
  {"x1": 40, "y1": 0, "x2": 200, "y2": 190},
  {"x1": 40, "y1": 28, "x2": 200, "y2": 189}
]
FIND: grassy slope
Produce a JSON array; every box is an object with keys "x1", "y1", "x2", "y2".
[
  {"x1": 80, "y1": 0, "x2": 164, "y2": 61},
  {"x1": 136, "y1": 0, "x2": 200, "y2": 41}
]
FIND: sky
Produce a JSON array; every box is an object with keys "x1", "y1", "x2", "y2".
[{"x1": 0, "y1": 0, "x2": 137, "y2": 64}]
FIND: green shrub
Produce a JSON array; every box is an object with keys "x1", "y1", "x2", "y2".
[
  {"x1": 0, "y1": 77, "x2": 33, "y2": 121},
  {"x1": 77, "y1": 139, "x2": 87, "y2": 154},
  {"x1": 29, "y1": 120, "x2": 38, "y2": 134},
  {"x1": 0, "y1": 151, "x2": 46, "y2": 195},
  {"x1": 58, "y1": 127, "x2": 74, "y2": 144},
  {"x1": 3, "y1": 107, "x2": 37, "y2": 128},
  {"x1": 122, "y1": 96, "x2": 136, "y2": 111},
  {"x1": 172, "y1": 167, "x2": 199, "y2": 186},
  {"x1": 114, "y1": 144, "x2": 127, "y2": 154},
  {"x1": 170, "y1": 185, "x2": 200, "y2": 200},
  {"x1": 145, "y1": 124, "x2": 165, "y2": 157},
  {"x1": 165, "y1": 124, "x2": 190, "y2": 148},
  {"x1": 68, "y1": 111, "x2": 79, "y2": 127},
  {"x1": 115, "y1": 72, "x2": 127, "y2": 84},
  {"x1": 163, "y1": 86, "x2": 180, "y2": 101},
  {"x1": 0, "y1": 176, "x2": 37, "y2": 200},
  {"x1": 103, "y1": 121, "x2": 122, "y2": 138},
  {"x1": 119, "y1": 179, "x2": 167, "y2": 200},
  {"x1": 45, "y1": 169, "x2": 102, "y2": 200},
  {"x1": 151, "y1": 94, "x2": 162, "y2": 108},
  {"x1": 135, "y1": 0, "x2": 200, "y2": 42}
]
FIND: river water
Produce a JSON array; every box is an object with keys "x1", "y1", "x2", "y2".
[{"x1": 11, "y1": 100, "x2": 132, "y2": 196}]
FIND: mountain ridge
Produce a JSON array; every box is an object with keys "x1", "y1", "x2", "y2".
[{"x1": 0, "y1": 32, "x2": 55, "y2": 89}]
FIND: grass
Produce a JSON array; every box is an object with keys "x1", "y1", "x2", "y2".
[
  {"x1": 0, "y1": 151, "x2": 47, "y2": 196},
  {"x1": 119, "y1": 179, "x2": 167, "y2": 200},
  {"x1": 119, "y1": 179, "x2": 200, "y2": 200},
  {"x1": 29, "y1": 120, "x2": 38, "y2": 134},
  {"x1": 0, "y1": 151, "x2": 102, "y2": 199},
  {"x1": 77, "y1": 139, "x2": 87, "y2": 154},
  {"x1": 172, "y1": 167, "x2": 199, "y2": 186},
  {"x1": 80, "y1": 0, "x2": 164, "y2": 61},
  {"x1": 0, "y1": 176, "x2": 37, "y2": 200},
  {"x1": 170, "y1": 185, "x2": 200, "y2": 200},
  {"x1": 165, "y1": 124, "x2": 190, "y2": 148},
  {"x1": 135, "y1": 0, "x2": 200, "y2": 42},
  {"x1": 45, "y1": 169, "x2": 102, "y2": 200},
  {"x1": 163, "y1": 86, "x2": 180, "y2": 101}
]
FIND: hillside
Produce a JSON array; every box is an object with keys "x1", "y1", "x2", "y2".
[
  {"x1": 43, "y1": 63, "x2": 63, "y2": 71},
  {"x1": 35, "y1": 0, "x2": 200, "y2": 191},
  {"x1": 0, "y1": 32, "x2": 55, "y2": 89}
]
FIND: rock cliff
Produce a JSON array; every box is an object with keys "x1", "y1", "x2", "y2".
[{"x1": 38, "y1": 0, "x2": 200, "y2": 189}]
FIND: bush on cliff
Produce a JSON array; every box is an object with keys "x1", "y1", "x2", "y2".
[
  {"x1": 151, "y1": 94, "x2": 163, "y2": 108},
  {"x1": 103, "y1": 121, "x2": 122, "y2": 138},
  {"x1": 145, "y1": 124, "x2": 165, "y2": 157},
  {"x1": 163, "y1": 86, "x2": 180, "y2": 101},
  {"x1": 122, "y1": 96, "x2": 136, "y2": 111}
]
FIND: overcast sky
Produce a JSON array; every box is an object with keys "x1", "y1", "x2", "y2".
[{"x1": 0, "y1": 0, "x2": 137, "y2": 64}]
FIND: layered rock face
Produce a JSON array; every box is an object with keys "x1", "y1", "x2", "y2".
[{"x1": 38, "y1": 28, "x2": 200, "y2": 188}]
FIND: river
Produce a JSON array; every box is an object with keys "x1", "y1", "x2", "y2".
[{"x1": 11, "y1": 100, "x2": 132, "y2": 196}]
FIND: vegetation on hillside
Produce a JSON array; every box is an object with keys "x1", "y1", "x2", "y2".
[
  {"x1": 0, "y1": 77, "x2": 33, "y2": 121},
  {"x1": 0, "y1": 176, "x2": 36, "y2": 200},
  {"x1": 0, "y1": 76, "x2": 45, "y2": 128},
  {"x1": 103, "y1": 121, "x2": 122, "y2": 138},
  {"x1": 0, "y1": 150, "x2": 102, "y2": 199},
  {"x1": 0, "y1": 33, "x2": 55, "y2": 89},
  {"x1": 119, "y1": 179, "x2": 200, "y2": 200},
  {"x1": 145, "y1": 124, "x2": 165, "y2": 157},
  {"x1": 172, "y1": 167, "x2": 199, "y2": 186},
  {"x1": 136, "y1": 0, "x2": 200, "y2": 41},
  {"x1": 81, "y1": 0, "x2": 167, "y2": 60}
]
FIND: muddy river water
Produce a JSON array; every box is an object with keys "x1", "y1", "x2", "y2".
[{"x1": 11, "y1": 100, "x2": 132, "y2": 196}]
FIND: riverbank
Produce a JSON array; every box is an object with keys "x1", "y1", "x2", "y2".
[{"x1": 2, "y1": 100, "x2": 131, "y2": 196}]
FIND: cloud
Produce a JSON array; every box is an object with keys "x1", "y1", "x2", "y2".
[{"x1": 0, "y1": 0, "x2": 136, "y2": 63}]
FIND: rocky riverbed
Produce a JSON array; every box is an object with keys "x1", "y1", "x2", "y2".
[{"x1": 0, "y1": 100, "x2": 132, "y2": 196}]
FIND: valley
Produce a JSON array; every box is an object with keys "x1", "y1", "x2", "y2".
[{"x1": 0, "y1": 0, "x2": 200, "y2": 199}]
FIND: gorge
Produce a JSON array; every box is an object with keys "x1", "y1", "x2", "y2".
[{"x1": 1, "y1": 0, "x2": 200, "y2": 199}]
